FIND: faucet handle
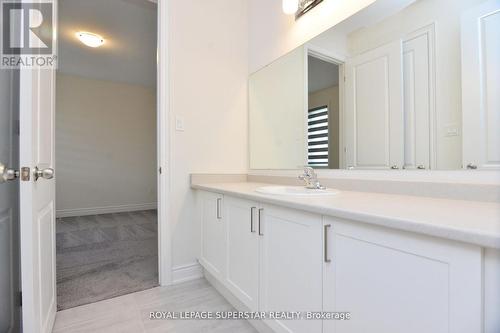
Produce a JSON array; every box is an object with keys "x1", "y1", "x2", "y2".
[{"x1": 303, "y1": 166, "x2": 315, "y2": 176}]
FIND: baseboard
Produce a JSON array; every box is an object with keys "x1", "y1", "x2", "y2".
[
  {"x1": 204, "y1": 270, "x2": 274, "y2": 333},
  {"x1": 172, "y1": 262, "x2": 204, "y2": 284},
  {"x1": 56, "y1": 203, "x2": 157, "y2": 218}
]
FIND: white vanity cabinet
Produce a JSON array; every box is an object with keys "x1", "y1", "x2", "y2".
[
  {"x1": 199, "y1": 191, "x2": 323, "y2": 333},
  {"x1": 224, "y1": 196, "x2": 260, "y2": 311},
  {"x1": 323, "y1": 217, "x2": 482, "y2": 333},
  {"x1": 199, "y1": 191, "x2": 226, "y2": 280},
  {"x1": 259, "y1": 205, "x2": 323, "y2": 333},
  {"x1": 197, "y1": 189, "x2": 487, "y2": 333}
]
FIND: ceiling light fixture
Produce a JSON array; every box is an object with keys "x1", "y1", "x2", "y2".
[{"x1": 76, "y1": 32, "x2": 105, "y2": 48}]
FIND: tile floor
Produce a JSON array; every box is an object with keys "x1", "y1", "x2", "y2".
[
  {"x1": 56, "y1": 210, "x2": 159, "y2": 310},
  {"x1": 53, "y1": 278, "x2": 257, "y2": 333}
]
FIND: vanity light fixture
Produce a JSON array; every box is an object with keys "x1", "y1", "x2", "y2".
[
  {"x1": 76, "y1": 32, "x2": 105, "y2": 48},
  {"x1": 282, "y1": 0, "x2": 299, "y2": 15},
  {"x1": 283, "y1": 0, "x2": 324, "y2": 19}
]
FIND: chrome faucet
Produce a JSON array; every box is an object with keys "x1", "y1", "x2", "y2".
[{"x1": 298, "y1": 167, "x2": 326, "y2": 190}]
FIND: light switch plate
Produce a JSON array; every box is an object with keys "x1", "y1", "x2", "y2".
[
  {"x1": 175, "y1": 116, "x2": 185, "y2": 131},
  {"x1": 444, "y1": 124, "x2": 460, "y2": 137}
]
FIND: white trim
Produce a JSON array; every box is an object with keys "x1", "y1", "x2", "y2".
[
  {"x1": 55, "y1": 203, "x2": 157, "y2": 218},
  {"x1": 172, "y1": 263, "x2": 204, "y2": 284},
  {"x1": 157, "y1": 0, "x2": 172, "y2": 287}
]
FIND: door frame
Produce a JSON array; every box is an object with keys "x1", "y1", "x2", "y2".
[
  {"x1": 156, "y1": 0, "x2": 172, "y2": 286},
  {"x1": 305, "y1": 45, "x2": 346, "y2": 169},
  {"x1": 24, "y1": 1, "x2": 172, "y2": 319}
]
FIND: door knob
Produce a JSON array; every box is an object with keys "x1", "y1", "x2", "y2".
[
  {"x1": 34, "y1": 167, "x2": 54, "y2": 181},
  {"x1": 0, "y1": 162, "x2": 19, "y2": 183}
]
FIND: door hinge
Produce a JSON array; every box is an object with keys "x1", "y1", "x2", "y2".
[
  {"x1": 18, "y1": 291, "x2": 22, "y2": 307},
  {"x1": 159, "y1": 167, "x2": 162, "y2": 174}
]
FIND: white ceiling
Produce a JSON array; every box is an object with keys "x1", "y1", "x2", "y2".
[
  {"x1": 58, "y1": 0, "x2": 157, "y2": 88},
  {"x1": 308, "y1": 56, "x2": 339, "y2": 93}
]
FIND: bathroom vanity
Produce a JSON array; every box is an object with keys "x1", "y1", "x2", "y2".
[
  {"x1": 193, "y1": 0, "x2": 500, "y2": 332},
  {"x1": 193, "y1": 180, "x2": 500, "y2": 333}
]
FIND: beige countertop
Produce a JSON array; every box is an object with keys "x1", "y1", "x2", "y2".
[{"x1": 192, "y1": 182, "x2": 500, "y2": 250}]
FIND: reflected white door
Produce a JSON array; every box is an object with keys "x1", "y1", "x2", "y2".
[
  {"x1": 19, "y1": 26, "x2": 57, "y2": 333},
  {"x1": 0, "y1": 68, "x2": 21, "y2": 333},
  {"x1": 461, "y1": 0, "x2": 500, "y2": 170},
  {"x1": 345, "y1": 40, "x2": 404, "y2": 169},
  {"x1": 403, "y1": 26, "x2": 434, "y2": 170}
]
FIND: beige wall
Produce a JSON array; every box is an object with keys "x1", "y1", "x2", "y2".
[
  {"x1": 248, "y1": 0, "x2": 376, "y2": 72},
  {"x1": 309, "y1": 86, "x2": 340, "y2": 169},
  {"x1": 56, "y1": 74, "x2": 157, "y2": 215},
  {"x1": 168, "y1": 0, "x2": 248, "y2": 268}
]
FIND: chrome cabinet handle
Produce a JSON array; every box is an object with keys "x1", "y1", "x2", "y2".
[
  {"x1": 417, "y1": 165, "x2": 426, "y2": 170},
  {"x1": 258, "y1": 208, "x2": 264, "y2": 236},
  {"x1": 34, "y1": 167, "x2": 54, "y2": 181},
  {"x1": 324, "y1": 224, "x2": 331, "y2": 263},
  {"x1": 250, "y1": 207, "x2": 256, "y2": 233},
  {"x1": 467, "y1": 163, "x2": 478, "y2": 170},
  {"x1": 216, "y1": 198, "x2": 222, "y2": 219},
  {"x1": 391, "y1": 165, "x2": 399, "y2": 170}
]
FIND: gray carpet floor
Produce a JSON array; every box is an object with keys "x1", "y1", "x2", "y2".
[{"x1": 56, "y1": 210, "x2": 159, "y2": 311}]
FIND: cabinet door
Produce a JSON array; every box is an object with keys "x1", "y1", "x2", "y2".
[
  {"x1": 323, "y1": 217, "x2": 482, "y2": 333},
  {"x1": 260, "y1": 205, "x2": 323, "y2": 333},
  {"x1": 199, "y1": 191, "x2": 225, "y2": 279},
  {"x1": 461, "y1": 0, "x2": 500, "y2": 170},
  {"x1": 225, "y1": 197, "x2": 260, "y2": 311}
]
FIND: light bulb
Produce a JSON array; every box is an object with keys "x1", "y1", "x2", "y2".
[
  {"x1": 76, "y1": 32, "x2": 105, "y2": 48},
  {"x1": 282, "y1": 0, "x2": 299, "y2": 15}
]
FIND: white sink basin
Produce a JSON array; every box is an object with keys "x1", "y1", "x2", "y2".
[{"x1": 255, "y1": 186, "x2": 339, "y2": 196}]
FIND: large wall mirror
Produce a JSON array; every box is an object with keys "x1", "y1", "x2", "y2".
[{"x1": 249, "y1": 0, "x2": 500, "y2": 171}]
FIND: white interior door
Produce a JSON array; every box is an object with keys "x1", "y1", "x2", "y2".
[
  {"x1": 461, "y1": 0, "x2": 500, "y2": 170},
  {"x1": 403, "y1": 27, "x2": 434, "y2": 170},
  {"x1": 0, "y1": 68, "x2": 21, "y2": 333},
  {"x1": 19, "y1": 39, "x2": 57, "y2": 333},
  {"x1": 344, "y1": 40, "x2": 404, "y2": 169}
]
